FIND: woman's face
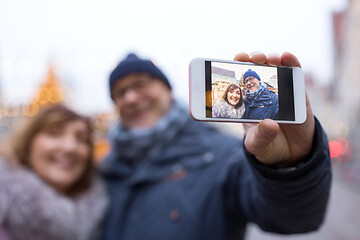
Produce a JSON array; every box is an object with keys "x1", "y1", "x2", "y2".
[
  {"x1": 29, "y1": 120, "x2": 90, "y2": 193},
  {"x1": 227, "y1": 87, "x2": 241, "y2": 106}
]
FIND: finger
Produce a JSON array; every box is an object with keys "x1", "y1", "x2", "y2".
[
  {"x1": 266, "y1": 53, "x2": 281, "y2": 66},
  {"x1": 305, "y1": 91, "x2": 314, "y2": 121},
  {"x1": 301, "y1": 91, "x2": 315, "y2": 142},
  {"x1": 234, "y1": 52, "x2": 250, "y2": 62},
  {"x1": 244, "y1": 119, "x2": 280, "y2": 162},
  {"x1": 249, "y1": 52, "x2": 267, "y2": 64},
  {"x1": 281, "y1": 52, "x2": 301, "y2": 68}
]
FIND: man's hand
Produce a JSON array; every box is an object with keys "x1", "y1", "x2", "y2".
[{"x1": 234, "y1": 52, "x2": 315, "y2": 166}]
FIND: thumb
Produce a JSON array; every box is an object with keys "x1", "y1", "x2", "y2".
[{"x1": 244, "y1": 119, "x2": 280, "y2": 164}]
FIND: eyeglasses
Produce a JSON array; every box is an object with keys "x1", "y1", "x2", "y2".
[
  {"x1": 111, "y1": 76, "x2": 155, "y2": 99},
  {"x1": 244, "y1": 76, "x2": 257, "y2": 84}
]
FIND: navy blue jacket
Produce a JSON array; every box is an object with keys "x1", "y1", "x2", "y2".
[
  {"x1": 101, "y1": 118, "x2": 331, "y2": 240},
  {"x1": 243, "y1": 88, "x2": 279, "y2": 120}
]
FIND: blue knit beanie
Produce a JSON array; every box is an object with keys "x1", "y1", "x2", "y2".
[
  {"x1": 243, "y1": 69, "x2": 261, "y2": 83},
  {"x1": 109, "y1": 53, "x2": 171, "y2": 91}
]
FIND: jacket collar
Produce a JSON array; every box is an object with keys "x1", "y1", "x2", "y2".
[{"x1": 101, "y1": 119, "x2": 215, "y2": 185}]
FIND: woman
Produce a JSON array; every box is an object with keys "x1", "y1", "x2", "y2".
[
  {"x1": 212, "y1": 83, "x2": 245, "y2": 118},
  {"x1": 0, "y1": 105, "x2": 108, "y2": 240}
]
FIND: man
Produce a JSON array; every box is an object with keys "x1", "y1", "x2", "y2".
[
  {"x1": 101, "y1": 52, "x2": 331, "y2": 240},
  {"x1": 242, "y1": 68, "x2": 279, "y2": 120}
]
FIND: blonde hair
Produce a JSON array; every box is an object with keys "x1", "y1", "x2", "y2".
[{"x1": 0, "y1": 104, "x2": 94, "y2": 197}]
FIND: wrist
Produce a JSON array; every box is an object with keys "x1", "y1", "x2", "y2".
[{"x1": 244, "y1": 117, "x2": 327, "y2": 180}]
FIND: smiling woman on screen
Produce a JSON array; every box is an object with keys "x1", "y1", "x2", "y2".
[{"x1": 212, "y1": 83, "x2": 245, "y2": 119}]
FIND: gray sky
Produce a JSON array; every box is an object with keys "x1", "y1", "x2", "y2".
[{"x1": 0, "y1": 0, "x2": 347, "y2": 114}]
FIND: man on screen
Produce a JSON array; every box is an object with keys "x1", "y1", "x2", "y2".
[{"x1": 242, "y1": 69, "x2": 279, "y2": 120}]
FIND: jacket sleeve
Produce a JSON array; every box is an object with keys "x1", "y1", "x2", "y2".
[
  {"x1": 224, "y1": 117, "x2": 332, "y2": 234},
  {"x1": 271, "y1": 93, "x2": 279, "y2": 119}
]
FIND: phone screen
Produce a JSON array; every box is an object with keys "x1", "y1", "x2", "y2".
[{"x1": 205, "y1": 61, "x2": 295, "y2": 121}]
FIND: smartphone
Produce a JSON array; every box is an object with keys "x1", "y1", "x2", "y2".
[{"x1": 189, "y1": 58, "x2": 306, "y2": 124}]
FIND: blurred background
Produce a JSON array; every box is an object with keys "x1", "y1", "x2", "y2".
[{"x1": 0, "y1": 0, "x2": 359, "y2": 239}]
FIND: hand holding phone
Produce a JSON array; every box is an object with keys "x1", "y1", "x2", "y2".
[
  {"x1": 191, "y1": 52, "x2": 316, "y2": 166},
  {"x1": 239, "y1": 52, "x2": 315, "y2": 166}
]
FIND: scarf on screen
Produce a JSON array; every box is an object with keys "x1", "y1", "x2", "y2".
[
  {"x1": 107, "y1": 100, "x2": 189, "y2": 163},
  {"x1": 212, "y1": 99, "x2": 245, "y2": 119},
  {"x1": 244, "y1": 82, "x2": 268, "y2": 101}
]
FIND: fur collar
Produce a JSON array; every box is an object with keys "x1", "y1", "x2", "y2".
[
  {"x1": 212, "y1": 99, "x2": 245, "y2": 119},
  {"x1": 0, "y1": 158, "x2": 108, "y2": 240}
]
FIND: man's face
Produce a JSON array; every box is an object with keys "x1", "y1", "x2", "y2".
[
  {"x1": 244, "y1": 76, "x2": 261, "y2": 92},
  {"x1": 111, "y1": 73, "x2": 173, "y2": 129}
]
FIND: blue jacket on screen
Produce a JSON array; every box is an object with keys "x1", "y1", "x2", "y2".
[
  {"x1": 243, "y1": 88, "x2": 279, "y2": 120},
  {"x1": 101, "y1": 117, "x2": 331, "y2": 240}
]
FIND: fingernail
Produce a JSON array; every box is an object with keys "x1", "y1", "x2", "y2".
[
  {"x1": 249, "y1": 51, "x2": 261, "y2": 58},
  {"x1": 268, "y1": 53, "x2": 280, "y2": 58}
]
